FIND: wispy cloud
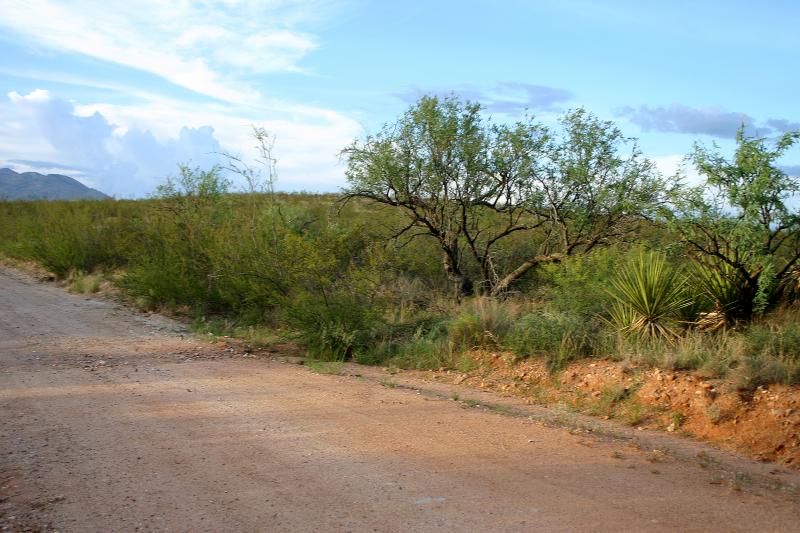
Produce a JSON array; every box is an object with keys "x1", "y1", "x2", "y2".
[
  {"x1": 0, "y1": 0, "x2": 329, "y2": 103},
  {"x1": 396, "y1": 82, "x2": 574, "y2": 114},
  {"x1": 782, "y1": 165, "x2": 800, "y2": 177},
  {"x1": 766, "y1": 118, "x2": 800, "y2": 134},
  {"x1": 615, "y1": 104, "x2": 758, "y2": 139},
  {"x1": 616, "y1": 104, "x2": 800, "y2": 139}
]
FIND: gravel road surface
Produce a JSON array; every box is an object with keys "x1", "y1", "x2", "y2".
[{"x1": 1, "y1": 266, "x2": 799, "y2": 532}]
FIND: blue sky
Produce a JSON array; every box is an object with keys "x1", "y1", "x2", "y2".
[{"x1": 0, "y1": 0, "x2": 798, "y2": 197}]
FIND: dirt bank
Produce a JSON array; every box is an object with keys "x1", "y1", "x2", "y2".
[{"x1": 413, "y1": 352, "x2": 800, "y2": 467}]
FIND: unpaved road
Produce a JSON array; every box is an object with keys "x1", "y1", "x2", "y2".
[{"x1": 1, "y1": 267, "x2": 799, "y2": 532}]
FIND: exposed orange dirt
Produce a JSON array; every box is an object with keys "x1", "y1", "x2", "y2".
[{"x1": 413, "y1": 352, "x2": 800, "y2": 467}]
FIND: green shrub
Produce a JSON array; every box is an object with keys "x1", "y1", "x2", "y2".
[
  {"x1": 735, "y1": 313, "x2": 800, "y2": 388},
  {"x1": 446, "y1": 298, "x2": 520, "y2": 351},
  {"x1": 541, "y1": 248, "x2": 620, "y2": 318},
  {"x1": 374, "y1": 328, "x2": 453, "y2": 369},
  {"x1": 690, "y1": 260, "x2": 750, "y2": 327},
  {"x1": 506, "y1": 309, "x2": 605, "y2": 372},
  {"x1": 286, "y1": 294, "x2": 387, "y2": 361}
]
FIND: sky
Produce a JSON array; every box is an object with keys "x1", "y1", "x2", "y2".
[{"x1": 0, "y1": 0, "x2": 798, "y2": 197}]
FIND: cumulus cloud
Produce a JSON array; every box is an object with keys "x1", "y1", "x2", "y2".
[
  {"x1": 0, "y1": 0, "x2": 329, "y2": 103},
  {"x1": 650, "y1": 154, "x2": 704, "y2": 185},
  {"x1": 0, "y1": 90, "x2": 224, "y2": 196},
  {"x1": 0, "y1": 89, "x2": 363, "y2": 196},
  {"x1": 396, "y1": 82, "x2": 574, "y2": 114}
]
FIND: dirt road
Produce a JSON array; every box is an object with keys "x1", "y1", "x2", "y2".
[{"x1": 1, "y1": 266, "x2": 799, "y2": 532}]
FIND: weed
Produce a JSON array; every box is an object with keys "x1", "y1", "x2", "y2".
[
  {"x1": 456, "y1": 353, "x2": 478, "y2": 373},
  {"x1": 731, "y1": 471, "x2": 750, "y2": 491},
  {"x1": 447, "y1": 298, "x2": 521, "y2": 352},
  {"x1": 706, "y1": 404, "x2": 723, "y2": 425},
  {"x1": 305, "y1": 360, "x2": 344, "y2": 375},
  {"x1": 505, "y1": 308, "x2": 603, "y2": 369},
  {"x1": 67, "y1": 270, "x2": 102, "y2": 294},
  {"x1": 620, "y1": 402, "x2": 651, "y2": 426},
  {"x1": 486, "y1": 403, "x2": 511, "y2": 414}
]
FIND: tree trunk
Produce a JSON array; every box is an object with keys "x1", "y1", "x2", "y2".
[
  {"x1": 442, "y1": 249, "x2": 473, "y2": 300},
  {"x1": 490, "y1": 253, "x2": 563, "y2": 296}
]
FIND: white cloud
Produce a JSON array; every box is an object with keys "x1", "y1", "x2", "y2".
[
  {"x1": 0, "y1": 1, "x2": 366, "y2": 195},
  {"x1": 0, "y1": 0, "x2": 328, "y2": 103},
  {"x1": 0, "y1": 90, "x2": 224, "y2": 196},
  {"x1": 0, "y1": 89, "x2": 363, "y2": 196},
  {"x1": 651, "y1": 154, "x2": 703, "y2": 186}
]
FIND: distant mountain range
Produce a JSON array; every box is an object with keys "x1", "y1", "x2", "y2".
[{"x1": 0, "y1": 168, "x2": 109, "y2": 200}]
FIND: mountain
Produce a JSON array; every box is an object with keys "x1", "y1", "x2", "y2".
[{"x1": 0, "y1": 168, "x2": 109, "y2": 200}]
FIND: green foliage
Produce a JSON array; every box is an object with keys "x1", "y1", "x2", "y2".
[
  {"x1": 670, "y1": 127, "x2": 800, "y2": 319},
  {"x1": 690, "y1": 260, "x2": 748, "y2": 327},
  {"x1": 305, "y1": 360, "x2": 344, "y2": 375},
  {"x1": 737, "y1": 313, "x2": 800, "y2": 388},
  {"x1": 539, "y1": 248, "x2": 620, "y2": 317},
  {"x1": 67, "y1": 270, "x2": 103, "y2": 294},
  {"x1": 608, "y1": 252, "x2": 692, "y2": 342},
  {"x1": 344, "y1": 95, "x2": 669, "y2": 297},
  {"x1": 446, "y1": 298, "x2": 520, "y2": 351},
  {"x1": 286, "y1": 295, "x2": 385, "y2": 361},
  {"x1": 505, "y1": 308, "x2": 603, "y2": 372},
  {"x1": 23, "y1": 202, "x2": 131, "y2": 277},
  {"x1": 4, "y1": 119, "x2": 800, "y2": 392},
  {"x1": 373, "y1": 326, "x2": 454, "y2": 370}
]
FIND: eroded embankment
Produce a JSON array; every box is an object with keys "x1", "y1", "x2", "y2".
[{"x1": 406, "y1": 352, "x2": 800, "y2": 467}]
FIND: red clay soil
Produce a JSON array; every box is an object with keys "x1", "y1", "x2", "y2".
[{"x1": 415, "y1": 353, "x2": 800, "y2": 467}]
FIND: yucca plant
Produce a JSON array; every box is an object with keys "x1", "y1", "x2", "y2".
[
  {"x1": 779, "y1": 265, "x2": 800, "y2": 303},
  {"x1": 608, "y1": 252, "x2": 693, "y2": 343},
  {"x1": 692, "y1": 260, "x2": 749, "y2": 328}
]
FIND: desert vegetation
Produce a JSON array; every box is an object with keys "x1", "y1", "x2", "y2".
[{"x1": 2, "y1": 95, "x2": 800, "y2": 391}]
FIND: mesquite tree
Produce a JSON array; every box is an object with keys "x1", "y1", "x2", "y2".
[
  {"x1": 343, "y1": 96, "x2": 668, "y2": 298},
  {"x1": 492, "y1": 109, "x2": 667, "y2": 295},
  {"x1": 670, "y1": 128, "x2": 800, "y2": 320},
  {"x1": 343, "y1": 96, "x2": 547, "y2": 297}
]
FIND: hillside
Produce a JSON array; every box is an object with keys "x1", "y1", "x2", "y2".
[{"x1": 0, "y1": 168, "x2": 109, "y2": 200}]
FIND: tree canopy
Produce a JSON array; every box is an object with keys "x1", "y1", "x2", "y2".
[
  {"x1": 343, "y1": 95, "x2": 669, "y2": 297},
  {"x1": 670, "y1": 128, "x2": 800, "y2": 319}
]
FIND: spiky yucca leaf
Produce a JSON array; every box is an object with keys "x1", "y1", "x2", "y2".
[
  {"x1": 692, "y1": 260, "x2": 748, "y2": 326},
  {"x1": 780, "y1": 265, "x2": 800, "y2": 303},
  {"x1": 608, "y1": 252, "x2": 693, "y2": 343}
]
